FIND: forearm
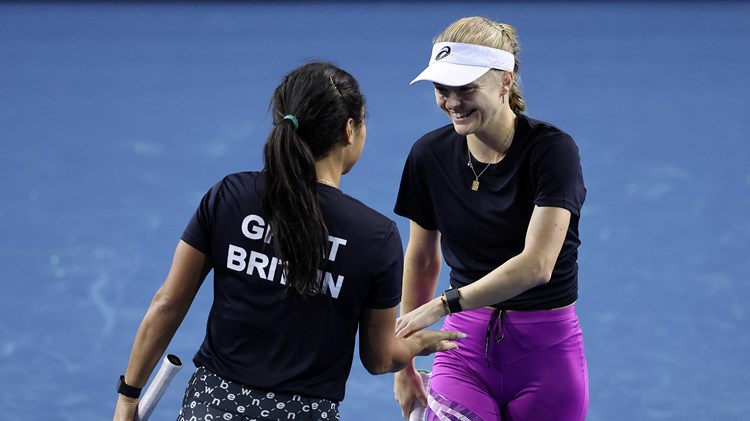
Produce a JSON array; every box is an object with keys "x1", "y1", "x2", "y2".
[
  {"x1": 360, "y1": 303, "x2": 462, "y2": 375},
  {"x1": 365, "y1": 328, "x2": 461, "y2": 374},
  {"x1": 401, "y1": 260, "x2": 441, "y2": 312},
  {"x1": 450, "y1": 206, "x2": 570, "y2": 312},
  {"x1": 367, "y1": 338, "x2": 421, "y2": 374},
  {"x1": 395, "y1": 253, "x2": 547, "y2": 340},
  {"x1": 454, "y1": 252, "x2": 549, "y2": 312},
  {"x1": 123, "y1": 293, "x2": 188, "y2": 387},
  {"x1": 395, "y1": 253, "x2": 441, "y2": 372},
  {"x1": 391, "y1": 223, "x2": 443, "y2": 372}
]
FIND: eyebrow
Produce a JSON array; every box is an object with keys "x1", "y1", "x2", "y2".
[{"x1": 434, "y1": 83, "x2": 475, "y2": 90}]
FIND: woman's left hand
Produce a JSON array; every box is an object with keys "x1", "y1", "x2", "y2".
[{"x1": 395, "y1": 297, "x2": 447, "y2": 339}]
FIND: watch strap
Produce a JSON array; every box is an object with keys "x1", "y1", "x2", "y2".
[
  {"x1": 443, "y1": 288, "x2": 462, "y2": 314},
  {"x1": 117, "y1": 375, "x2": 142, "y2": 399}
]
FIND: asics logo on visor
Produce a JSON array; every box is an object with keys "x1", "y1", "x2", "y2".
[{"x1": 435, "y1": 46, "x2": 451, "y2": 60}]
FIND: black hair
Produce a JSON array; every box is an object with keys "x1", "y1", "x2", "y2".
[{"x1": 262, "y1": 61, "x2": 365, "y2": 296}]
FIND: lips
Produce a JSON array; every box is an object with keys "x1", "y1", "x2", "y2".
[{"x1": 451, "y1": 109, "x2": 475, "y2": 119}]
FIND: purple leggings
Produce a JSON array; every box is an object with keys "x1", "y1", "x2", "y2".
[{"x1": 426, "y1": 306, "x2": 588, "y2": 421}]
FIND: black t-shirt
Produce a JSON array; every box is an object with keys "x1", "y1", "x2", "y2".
[
  {"x1": 181, "y1": 171, "x2": 403, "y2": 402},
  {"x1": 394, "y1": 114, "x2": 586, "y2": 310}
]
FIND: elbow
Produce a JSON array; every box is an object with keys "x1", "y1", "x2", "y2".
[
  {"x1": 364, "y1": 363, "x2": 389, "y2": 376},
  {"x1": 361, "y1": 357, "x2": 395, "y2": 375},
  {"x1": 360, "y1": 347, "x2": 408, "y2": 375},
  {"x1": 516, "y1": 248, "x2": 558, "y2": 287},
  {"x1": 535, "y1": 270, "x2": 553, "y2": 286},
  {"x1": 526, "y1": 259, "x2": 555, "y2": 287},
  {"x1": 149, "y1": 290, "x2": 182, "y2": 319}
]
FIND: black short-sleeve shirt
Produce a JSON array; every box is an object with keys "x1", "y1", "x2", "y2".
[
  {"x1": 394, "y1": 115, "x2": 586, "y2": 310},
  {"x1": 182, "y1": 171, "x2": 403, "y2": 402}
]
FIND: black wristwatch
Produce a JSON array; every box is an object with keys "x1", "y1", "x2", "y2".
[
  {"x1": 117, "y1": 375, "x2": 142, "y2": 399},
  {"x1": 443, "y1": 288, "x2": 462, "y2": 314}
]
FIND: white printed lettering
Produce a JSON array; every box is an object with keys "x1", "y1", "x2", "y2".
[
  {"x1": 267, "y1": 256, "x2": 279, "y2": 280},
  {"x1": 321, "y1": 272, "x2": 345, "y2": 299},
  {"x1": 327, "y1": 236, "x2": 347, "y2": 261},
  {"x1": 226, "y1": 244, "x2": 344, "y2": 299},
  {"x1": 241, "y1": 214, "x2": 266, "y2": 240},
  {"x1": 246, "y1": 251, "x2": 269, "y2": 279},
  {"x1": 227, "y1": 245, "x2": 247, "y2": 271}
]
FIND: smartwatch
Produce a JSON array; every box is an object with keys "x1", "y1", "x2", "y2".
[
  {"x1": 443, "y1": 288, "x2": 462, "y2": 314},
  {"x1": 117, "y1": 375, "x2": 142, "y2": 399}
]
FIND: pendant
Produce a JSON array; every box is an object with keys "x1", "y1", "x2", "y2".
[{"x1": 471, "y1": 180, "x2": 480, "y2": 191}]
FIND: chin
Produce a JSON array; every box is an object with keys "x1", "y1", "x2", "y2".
[{"x1": 451, "y1": 122, "x2": 475, "y2": 136}]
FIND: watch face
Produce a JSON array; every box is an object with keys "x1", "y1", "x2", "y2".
[{"x1": 445, "y1": 289, "x2": 462, "y2": 313}]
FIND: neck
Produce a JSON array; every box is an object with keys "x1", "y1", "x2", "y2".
[
  {"x1": 315, "y1": 156, "x2": 343, "y2": 188},
  {"x1": 468, "y1": 112, "x2": 516, "y2": 163}
]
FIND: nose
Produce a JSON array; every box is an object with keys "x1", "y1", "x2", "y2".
[{"x1": 444, "y1": 91, "x2": 462, "y2": 109}]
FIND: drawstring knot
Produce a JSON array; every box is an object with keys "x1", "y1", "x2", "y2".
[{"x1": 484, "y1": 309, "x2": 506, "y2": 367}]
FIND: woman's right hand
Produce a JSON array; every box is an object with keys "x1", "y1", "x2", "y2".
[
  {"x1": 394, "y1": 330, "x2": 463, "y2": 418},
  {"x1": 394, "y1": 365, "x2": 427, "y2": 420},
  {"x1": 403, "y1": 328, "x2": 465, "y2": 356}
]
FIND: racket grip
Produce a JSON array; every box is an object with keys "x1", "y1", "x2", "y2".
[
  {"x1": 408, "y1": 370, "x2": 431, "y2": 421},
  {"x1": 135, "y1": 354, "x2": 183, "y2": 421}
]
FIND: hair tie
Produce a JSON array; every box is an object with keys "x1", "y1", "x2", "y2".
[{"x1": 283, "y1": 114, "x2": 299, "y2": 130}]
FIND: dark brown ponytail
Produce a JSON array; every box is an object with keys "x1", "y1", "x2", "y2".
[{"x1": 262, "y1": 62, "x2": 365, "y2": 296}]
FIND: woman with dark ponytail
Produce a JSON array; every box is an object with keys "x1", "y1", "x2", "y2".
[
  {"x1": 262, "y1": 63, "x2": 364, "y2": 297},
  {"x1": 112, "y1": 62, "x2": 464, "y2": 421}
]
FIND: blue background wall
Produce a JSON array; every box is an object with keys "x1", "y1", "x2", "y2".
[{"x1": 1, "y1": 2, "x2": 749, "y2": 420}]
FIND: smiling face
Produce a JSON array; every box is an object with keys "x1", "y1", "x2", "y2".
[{"x1": 433, "y1": 70, "x2": 511, "y2": 138}]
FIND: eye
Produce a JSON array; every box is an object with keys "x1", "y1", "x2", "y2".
[{"x1": 434, "y1": 86, "x2": 448, "y2": 96}]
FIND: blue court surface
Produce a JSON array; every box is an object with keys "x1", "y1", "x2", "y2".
[{"x1": 1, "y1": 1, "x2": 749, "y2": 420}]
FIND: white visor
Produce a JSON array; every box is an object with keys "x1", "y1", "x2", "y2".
[{"x1": 410, "y1": 42, "x2": 515, "y2": 86}]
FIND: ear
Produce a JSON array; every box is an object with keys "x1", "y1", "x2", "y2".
[
  {"x1": 503, "y1": 71, "x2": 515, "y2": 92},
  {"x1": 341, "y1": 118, "x2": 356, "y2": 146}
]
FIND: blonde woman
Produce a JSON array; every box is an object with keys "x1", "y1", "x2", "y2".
[{"x1": 393, "y1": 17, "x2": 589, "y2": 421}]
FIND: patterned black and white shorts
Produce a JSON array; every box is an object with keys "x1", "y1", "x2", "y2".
[{"x1": 176, "y1": 366, "x2": 340, "y2": 421}]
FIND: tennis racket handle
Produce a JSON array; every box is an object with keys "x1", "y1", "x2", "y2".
[
  {"x1": 135, "y1": 354, "x2": 183, "y2": 421},
  {"x1": 408, "y1": 370, "x2": 431, "y2": 421}
]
